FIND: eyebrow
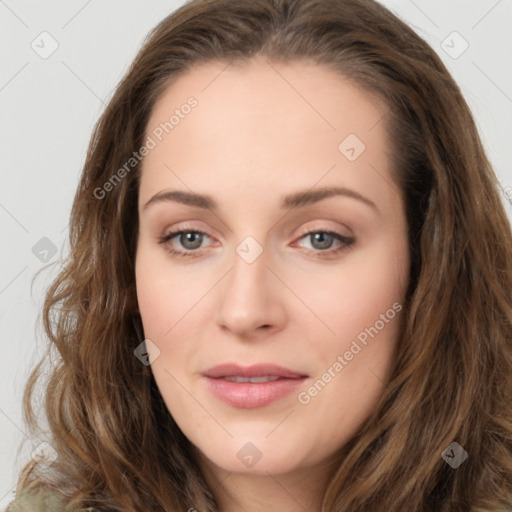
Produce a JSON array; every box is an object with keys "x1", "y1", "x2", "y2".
[{"x1": 143, "y1": 186, "x2": 379, "y2": 213}]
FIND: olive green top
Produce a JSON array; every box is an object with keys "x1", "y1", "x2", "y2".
[
  {"x1": 6, "y1": 489, "x2": 108, "y2": 512},
  {"x1": 7, "y1": 488, "x2": 512, "y2": 511},
  {"x1": 6, "y1": 489, "x2": 66, "y2": 511}
]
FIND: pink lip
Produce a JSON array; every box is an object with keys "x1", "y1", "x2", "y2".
[{"x1": 202, "y1": 363, "x2": 309, "y2": 409}]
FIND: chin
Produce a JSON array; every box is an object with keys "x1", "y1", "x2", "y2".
[{"x1": 189, "y1": 433, "x2": 314, "y2": 476}]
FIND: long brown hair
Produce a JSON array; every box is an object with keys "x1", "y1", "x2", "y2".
[{"x1": 11, "y1": 0, "x2": 512, "y2": 510}]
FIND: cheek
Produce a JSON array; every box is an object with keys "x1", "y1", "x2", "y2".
[
  {"x1": 134, "y1": 246, "x2": 211, "y2": 388},
  {"x1": 134, "y1": 258, "x2": 192, "y2": 411},
  {"x1": 135, "y1": 261, "x2": 169, "y2": 339},
  {"x1": 290, "y1": 242, "x2": 407, "y2": 344},
  {"x1": 135, "y1": 245, "x2": 206, "y2": 337}
]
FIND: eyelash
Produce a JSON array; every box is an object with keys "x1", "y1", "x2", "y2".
[{"x1": 158, "y1": 225, "x2": 355, "y2": 260}]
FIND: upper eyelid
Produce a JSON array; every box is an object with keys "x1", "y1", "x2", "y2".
[{"x1": 163, "y1": 219, "x2": 353, "y2": 238}]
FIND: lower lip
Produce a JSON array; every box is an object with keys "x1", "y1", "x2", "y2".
[{"x1": 203, "y1": 377, "x2": 307, "y2": 409}]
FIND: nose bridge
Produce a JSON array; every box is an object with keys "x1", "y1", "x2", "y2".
[
  {"x1": 226, "y1": 217, "x2": 271, "y2": 286},
  {"x1": 226, "y1": 235, "x2": 269, "y2": 306}
]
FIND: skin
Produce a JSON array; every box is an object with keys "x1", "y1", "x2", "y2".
[{"x1": 135, "y1": 56, "x2": 410, "y2": 512}]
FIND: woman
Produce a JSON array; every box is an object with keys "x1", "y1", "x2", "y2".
[{"x1": 8, "y1": 0, "x2": 512, "y2": 510}]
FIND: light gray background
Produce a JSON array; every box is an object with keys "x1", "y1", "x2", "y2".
[{"x1": 1, "y1": 0, "x2": 511, "y2": 506}]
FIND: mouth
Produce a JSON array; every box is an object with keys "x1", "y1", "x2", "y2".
[
  {"x1": 201, "y1": 363, "x2": 309, "y2": 409},
  {"x1": 221, "y1": 375, "x2": 282, "y2": 383}
]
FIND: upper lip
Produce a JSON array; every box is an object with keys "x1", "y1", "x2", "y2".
[{"x1": 202, "y1": 363, "x2": 308, "y2": 379}]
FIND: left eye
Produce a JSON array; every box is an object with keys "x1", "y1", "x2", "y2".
[
  {"x1": 158, "y1": 229, "x2": 211, "y2": 257},
  {"x1": 158, "y1": 229, "x2": 354, "y2": 259}
]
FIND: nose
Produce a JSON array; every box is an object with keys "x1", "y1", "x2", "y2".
[{"x1": 214, "y1": 242, "x2": 286, "y2": 338}]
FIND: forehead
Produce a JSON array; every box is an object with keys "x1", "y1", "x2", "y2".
[
  {"x1": 147, "y1": 56, "x2": 388, "y2": 134},
  {"x1": 140, "y1": 57, "x2": 396, "y2": 210}
]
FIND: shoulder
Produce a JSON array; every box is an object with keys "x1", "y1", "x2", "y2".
[{"x1": 5, "y1": 488, "x2": 66, "y2": 512}]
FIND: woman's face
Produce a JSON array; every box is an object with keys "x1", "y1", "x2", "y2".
[{"x1": 135, "y1": 57, "x2": 409, "y2": 478}]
